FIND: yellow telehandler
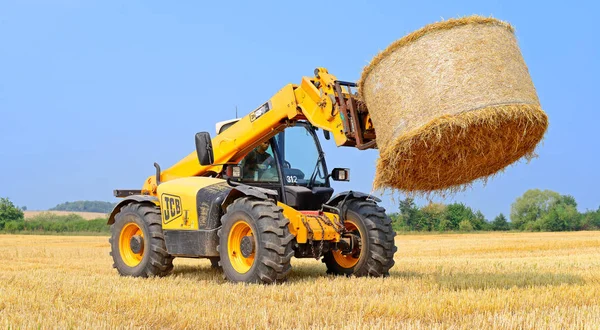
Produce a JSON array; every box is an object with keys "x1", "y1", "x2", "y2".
[{"x1": 108, "y1": 68, "x2": 397, "y2": 283}]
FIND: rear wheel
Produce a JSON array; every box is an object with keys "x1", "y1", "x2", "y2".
[
  {"x1": 217, "y1": 197, "x2": 294, "y2": 284},
  {"x1": 322, "y1": 198, "x2": 397, "y2": 277},
  {"x1": 109, "y1": 203, "x2": 174, "y2": 277}
]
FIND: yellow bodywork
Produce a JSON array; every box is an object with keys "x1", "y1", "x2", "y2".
[
  {"x1": 128, "y1": 67, "x2": 370, "y2": 253},
  {"x1": 156, "y1": 176, "x2": 342, "y2": 242},
  {"x1": 141, "y1": 68, "x2": 351, "y2": 196},
  {"x1": 157, "y1": 177, "x2": 224, "y2": 230},
  {"x1": 278, "y1": 203, "x2": 340, "y2": 244}
]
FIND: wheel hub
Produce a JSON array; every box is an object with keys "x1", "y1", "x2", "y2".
[
  {"x1": 130, "y1": 235, "x2": 144, "y2": 254},
  {"x1": 240, "y1": 236, "x2": 255, "y2": 258},
  {"x1": 332, "y1": 220, "x2": 362, "y2": 269},
  {"x1": 339, "y1": 233, "x2": 361, "y2": 255}
]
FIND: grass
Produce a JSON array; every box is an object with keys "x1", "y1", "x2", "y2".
[
  {"x1": 3, "y1": 213, "x2": 109, "y2": 234},
  {"x1": 0, "y1": 230, "x2": 109, "y2": 236},
  {"x1": 24, "y1": 210, "x2": 108, "y2": 220},
  {"x1": 1, "y1": 231, "x2": 599, "y2": 329}
]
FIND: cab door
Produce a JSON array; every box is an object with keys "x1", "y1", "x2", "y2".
[{"x1": 236, "y1": 139, "x2": 286, "y2": 202}]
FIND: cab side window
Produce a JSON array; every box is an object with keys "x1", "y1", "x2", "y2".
[{"x1": 239, "y1": 141, "x2": 279, "y2": 182}]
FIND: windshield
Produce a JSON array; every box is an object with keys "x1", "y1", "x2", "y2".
[{"x1": 273, "y1": 125, "x2": 327, "y2": 187}]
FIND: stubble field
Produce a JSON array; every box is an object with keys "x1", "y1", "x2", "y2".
[{"x1": 1, "y1": 231, "x2": 600, "y2": 329}]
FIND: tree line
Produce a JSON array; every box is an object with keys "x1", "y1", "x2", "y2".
[
  {"x1": 50, "y1": 200, "x2": 116, "y2": 213},
  {"x1": 0, "y1": 198, "x2": 108, "y2": 234},
  {"x1": 390, "y1": 189, "x2": 600, "y2": 232},
  {"x1": 2, "y1": 190, "x2": 600, "y2": 234},
  {"x1": 4, "y1": 213, "x2": 108, "y2": 234}
]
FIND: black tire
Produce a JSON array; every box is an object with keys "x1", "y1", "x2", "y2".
[
  {"x1": 217, "y1": 197, "x2": 294, "y2": 284},
  {"x1": 109, "y1": 203, "x2": 174, "y2": 277},
  {"x1": 322, "y1": 198, "x2": 397, "y2": 277}
]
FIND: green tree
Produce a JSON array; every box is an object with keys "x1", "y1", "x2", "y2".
[
  {"x1": 510, "y1": 189, "x2": 562, "y2": 230},
  {"x1": 399, "y1": 197, "x2": 417, "y2": 219},
  {"x1": 0, "y1": 197, "x2": 25, "y2": 230},
  {"x1": 437, "y1": 218, "x2": 452, "y2": 231},
  {"x1": 491, "y1": 213, "x2": 510, "y2": 231},
  {"x1": 472, "y1": 210, "x2": 488, "y2": 230},
  {"x1": 580, "y1": 207, "x2": 600, "y2": 230},
  {"x1": 510, "y1": 190, "x2": 583, "y2": 231},
  {"x1": 50, "y1": 201, "x2": 115, "y2": 213},
  {"x1": 398, "y1": 197, "x2": 425, "y2": 231},
  {"x1": 420, "y1": 202, "x2": 446, "y2": 231},
  {"x1": 535, "y1": 203, "x2": 580, "y2": 231},
  {"x1": 4, "y1": 221, "x2": 24, "y2": 233},
  {"x1": 559, "y1": 195, "x2": 577, "y2": 208},
  {"x1": 389, "y1": 212, "x2": 404, "y2": 232},
  {"x1": 445, "y1": 203, "x2": 475, "y2": 230},
  {"x1": 459, "y1": 219, "x2": 474, "y2": 232}
]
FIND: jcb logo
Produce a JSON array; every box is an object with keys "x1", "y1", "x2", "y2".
[{"x1": 161, "y1": 194, "x2": 182, "y2": 223}]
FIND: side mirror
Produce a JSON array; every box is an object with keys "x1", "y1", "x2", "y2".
[
  {"x1": 323, "y1": 130, "x2": 331, "y2": 140},
  {"x1": 330, "y1": 168, "x2": 350, "y2": 182},
  {"x1": 195, "y1": 132, "x2": 214, "y2": 166}
]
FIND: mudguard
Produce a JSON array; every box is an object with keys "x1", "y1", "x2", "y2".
[
  {"x1": 326, "y1": 190, "x2": 381, "y2": 207},
  {"x1": 221, "y1": 183, "x2": 278, "y2": 211},
  {"x1": 108, "y1": 182, "x2": 277, "y2": 226},
  {"x1": 107, "y1": 195, "x2": 159, "y2": 225}
]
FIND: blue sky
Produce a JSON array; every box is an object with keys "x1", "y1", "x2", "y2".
[{"x1": 0, "y1": 1, "x2": 598, "y2": 220}]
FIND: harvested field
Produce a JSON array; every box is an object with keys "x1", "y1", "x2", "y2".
[
  {"x1": 23, "y1": 210, "x2": 108, "y2": 220},
  {"x1": 1, "y1": 232, "x2": 600, "y2": 329}
]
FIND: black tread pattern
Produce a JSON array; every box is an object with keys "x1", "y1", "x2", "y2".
[
  {"x1": 322, "y1": 198, "x2": 397, "y2": 277},
  {"x1": 109, "y1": 203, "x2": 174, "y2": 277},
  {"x1": 217, "y1": 197, "x2": 294, "y2": 284}
]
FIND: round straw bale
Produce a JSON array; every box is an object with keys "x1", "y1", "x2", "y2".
[{"x1": 359, "y1": 15, "x2": 548, "y2": 194}]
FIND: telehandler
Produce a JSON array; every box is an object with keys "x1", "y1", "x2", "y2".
[{"x1": 108, "y1": 68, "x2": 397, "y2": 283}]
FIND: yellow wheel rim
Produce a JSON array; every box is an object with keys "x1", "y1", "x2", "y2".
[
  {"x1": 333, "y1": 220, "x2": 362, "y2": 269},
  {"x1": 119, "y1": 222, "x2": 144, "y2": 267},
  {"x1": 227, "y1": 220, "x2": 255, "y2": 274}
]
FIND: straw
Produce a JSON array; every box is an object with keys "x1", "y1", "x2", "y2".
[{"x1": 358, "y1": 15, "x2": 548, "y2": 193}]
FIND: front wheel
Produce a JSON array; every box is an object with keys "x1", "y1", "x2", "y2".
[
  {"x1": 217, "y1": 197, "x2": 294, "y2": 284},
  {"x1": 109, "y1": 203, "x2": 174, "y2": 277},
  {"x1": 322, "y1": 198, "x2": 397, "y2": 277}
]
